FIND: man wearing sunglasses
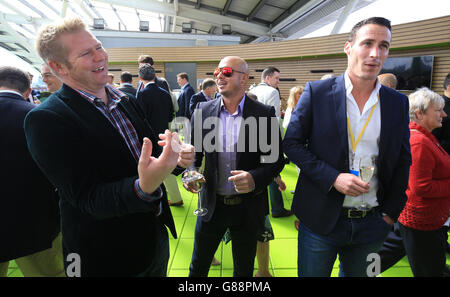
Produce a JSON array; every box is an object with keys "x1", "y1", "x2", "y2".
[{"x1": 184, "y1": 56, "x2": 284, "y2": 277}]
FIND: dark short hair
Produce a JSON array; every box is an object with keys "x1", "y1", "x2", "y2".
[
  {"x1": 444, "y1": 73, "x2": 450, "y2": 89},
  {"x1": 120, "y1": 71, "x2": 133, "y2": 83},
  {"x1": 201, "y1": 78, "x2": 216, "y2": 90},
  {"x1": 261, "y1": 66, "x2": 280, "y2": 80},
  {"x1": 0, "y1": 66, "x2": 30, "y2": 94},
  {"x1": 177, "y1": 72, "x2": 189, "y2": 81},
  {"x1": 138, "y1": 55, "x2": 154, "y2": 65},
  {"x1": 139, "y1": 64, "x2": 155, "y2": 81},
  {"x1": 348, "y1": 17, "x2": 391, "y2": 43}
]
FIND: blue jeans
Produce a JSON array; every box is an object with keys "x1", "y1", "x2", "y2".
[{"x1": 297, "y1": 209, "x2": 391, "y2": 277}]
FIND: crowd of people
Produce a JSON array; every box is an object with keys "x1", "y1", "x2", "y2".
[{"x1": 0, "y1": 15, "x2": 448, "y2": 278}]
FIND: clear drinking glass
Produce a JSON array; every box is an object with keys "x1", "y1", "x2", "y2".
[
  {"x1": 192, "y1": 166, "x2": 207, "y2": 217},
  {"x1": 170, "y1": 119, "x2": 207, "y2": 216},
  {"x1": 358, "y1": 155, "x2": 375, "y2": 211}
]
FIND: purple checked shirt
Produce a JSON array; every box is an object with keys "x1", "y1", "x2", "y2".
[{"x1": 216, "y1": 95, "x2": 246, "y2": 196}]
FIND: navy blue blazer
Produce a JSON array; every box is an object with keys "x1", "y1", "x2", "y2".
[
  {"x1": 177, "y1": 83, "x2": 195, "y2": 119},
  {"x1": 137, "y1": 83, "x2": 174, "y2": 135},
  {"x1": 189, "y1": 91, "x2": 208, "y2": 118},
  {"x1": 283, "y1": 74, "x2": 411, "y2": 235},
  {"x1": 0, "y1": 92, "x2": 60, "y2": 262}
]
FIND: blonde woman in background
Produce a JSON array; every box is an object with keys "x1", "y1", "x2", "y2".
[
  {"x1": 282, "y1": 85, "x2": 304, "y2": 129},
  {"x1": 282, "y1": 85, "x2": 304, "y2": 230}
]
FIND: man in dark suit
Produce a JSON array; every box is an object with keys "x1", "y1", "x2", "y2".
[
  {"x1": 137, "y1": 64, "x2": 174, "y2": 135},
  {"x1": 25, "y1": 17, "x2": 194, "y2": 277},
  {"x1": 283, "y1": 17, "x2": 411, "y2": 277},
  {"x1": 136, "y1": 55, "x2": 170, "y2": 94},
  {"x1": 118, "y1": 71, "x2": 137, "y2": 101},
  {"x1": 0, "y1": 66, "x2": 63, "y2": 277},
  {"x1": 188, "y1": 78, "x2": 216, "y2": 118},
  {"x1": 137, "y1": 64, "x2": 183, "y2": 207},
  {"x1": 176, "y1": 72, "x2": 195, "y2": 119},
  {"x1": 183, "y1": 56, "x2": 284, "y2": 277}
]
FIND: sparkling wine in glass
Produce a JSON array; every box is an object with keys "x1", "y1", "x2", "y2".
[
  {"x1": 170, "y1": 119, "x2": 197, "y2": 183},
  {"x1": 192, "y1": 167, "x2": 207, "y2": 217},
  {"x1": 358, "y1": 155, "x2": 375, "y2": 211}
]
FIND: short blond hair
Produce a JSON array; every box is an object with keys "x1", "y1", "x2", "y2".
[
  {"x1": 409, "y1": 87, "x2": 444, "y2": 122},
  {"x1": 36, "y1": 17, "x2": 86, "y2": 66}
]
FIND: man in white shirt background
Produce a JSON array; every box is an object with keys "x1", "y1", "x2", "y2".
[{"x1": 250, "y1": 66, "x2": 292, "y2": 219}]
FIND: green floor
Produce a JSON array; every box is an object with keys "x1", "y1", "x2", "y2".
[{"x1": 6, "y1": 162, "x2": 450, "y2": 277}]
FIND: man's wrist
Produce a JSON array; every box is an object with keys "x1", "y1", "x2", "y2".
[{"x1": 134, "y1": 179, "x2": 163, "y2": 202}]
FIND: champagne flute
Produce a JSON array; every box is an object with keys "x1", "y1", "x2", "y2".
[
  {"x1": 169, "y1": 119, "x2": 197, "y2": 183},
  {"x1": 192, "y1": 166, "x2": 207, "y2": 217},
  {"x1": 358, "y1": 155, "x2": 375, "y2": 211},
  {"x1": 169, "y1": 119, "x2": 207, "y2": 216}
]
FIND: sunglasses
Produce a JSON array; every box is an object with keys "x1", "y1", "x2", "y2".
[{"x1": 213, "y1": 67, "x2": 245, "y2": 78}]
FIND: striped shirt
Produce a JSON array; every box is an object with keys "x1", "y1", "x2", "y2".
[
  {"x1": 75, "y1": 85, "x2": 162, "y2": 204},
  {"x1": 75, "y1": 85, "x2": 141, "y2": 161}
]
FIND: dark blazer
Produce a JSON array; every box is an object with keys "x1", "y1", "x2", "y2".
[
  {"x1": 118, "y1": 84, "x2": 137, "y2": 101},
  {"x1": 137, "y1": 83, "x2": 174, "y2": 135},
  {"x1": 177, "y1": 83, "x2": 195, "y2": 119},
  {"x1": 283, "y1": 74, "x2": 411, "y2": 235},
  {"x1": 24, "y1": 84, "x2": 177, "y2": 276},
  {"x1": 191, "y1": 95, "x2": 285, "y2": 227},
  {"x1": 136, "y1": 77, "x2": 170, "y2": 96},
  {"x1": 189, "y1": 91, "x2": 208, "y2": 119},
  {"x1": 0, "y1": 92, "x2": 60, "y2": 262}
]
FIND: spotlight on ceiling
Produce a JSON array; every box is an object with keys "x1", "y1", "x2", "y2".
[
  {"x1": 182, "y1": 22, "x2": 192, "y2": 33},
  {"x1": 93, "y1": 18, "x2": 105, "y2": 30},
  {"x1": 222, "y1": 24, "x2": 232, "y2": 35},
  {"x1": 139, "y1": 21, "x2": 149, "y2": 31}
]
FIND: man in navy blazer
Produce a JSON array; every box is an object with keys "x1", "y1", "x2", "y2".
[
  {"x1": 137, "y1": 64, "x2": 174, "y2": 135},
  {"x1": 188, "y1": 78, "x2": 217, "y2": 118},
  {"x1": 0, "y1": 66, "x2": 63, "y2": 276},
  {"x1": 176, "y1": 72, "x2": 195, "y2": 119},
  {"x1": 283, "y1": 17, "x2": 411, "y2": 277},
  {"x1": 24, "y1": 18, "x2": 194, "y2": 277}
]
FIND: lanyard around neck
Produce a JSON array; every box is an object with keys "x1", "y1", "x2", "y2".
[{"x1": 347, "y1": 94, "x2": 379, "y2": 152}]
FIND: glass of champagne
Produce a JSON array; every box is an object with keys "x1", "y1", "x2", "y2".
[
  {"x1": 170, "y1": 119, "x2": 196, "y2": 182},
  {"x1": 170, "y1": 119, "x2": 207, "y2": 216},
  {"x1": 358, "y1": 155, "x2": 375, "y2": 211},
  {"x1": 192, "y1": 166, "x2": 207, "y2": 217}
]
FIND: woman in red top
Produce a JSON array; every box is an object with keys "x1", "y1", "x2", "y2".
[{"x1": 398, "y1": 87, "x2": 450, "y2": 277}]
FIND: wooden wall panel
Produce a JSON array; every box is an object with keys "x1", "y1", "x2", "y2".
[{"x1": 107, "y1": 16, "x2": 450, "y2": 102}]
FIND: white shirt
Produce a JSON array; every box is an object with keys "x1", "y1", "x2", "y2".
[
  {"x1": 0, "y1": 90, "x2": 23, "y2": 97},
  {"x1": 249, "y1": 83, "x2": 281, "y2": 122},
  {"x1": 282, "y1": 107, "x2": 293, "y2": 129},
  {"x1": 343, "y1": 71, "x2": 382, "y2": 209}
]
